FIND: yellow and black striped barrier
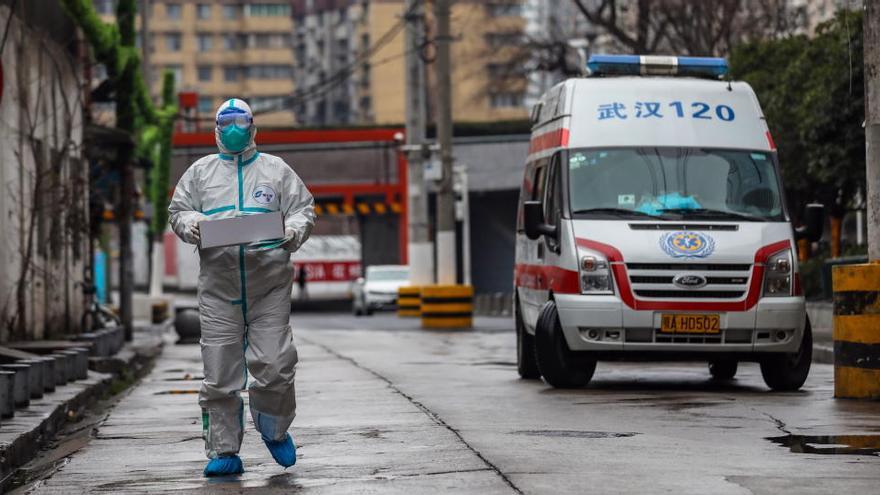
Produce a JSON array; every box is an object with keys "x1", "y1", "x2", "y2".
[
  {"x1": 421, "y1": 285, "x2": 473, "y2": 329},
  {"x1": 398, "y1": 286, "x2": 421, "y2": 317},
  {"x1": 832, "y1": 263, "x2": 880, "y2": 399}
]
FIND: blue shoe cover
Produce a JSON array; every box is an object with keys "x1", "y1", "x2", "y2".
[
  {"x1": 204, "y1": 455, "x2": 244, "y2": 476},
  {"x1": 263, "y1": 433, "x2": 297, "y2": 467}
]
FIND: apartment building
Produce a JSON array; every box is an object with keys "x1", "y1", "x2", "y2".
[
  {"x1": 95, "y1": 0, "x2": 297, "y2": 127},
  {"x1": 291, "y1": 0, "x2": 530, "y2": 126}
]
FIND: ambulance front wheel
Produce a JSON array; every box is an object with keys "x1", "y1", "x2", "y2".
[
  {"x1": 760, "y1": 318, "x2": 812, "y2": 391},
  {"x1": 534, "y1": 301, "x2": 596, "y2": 388}
]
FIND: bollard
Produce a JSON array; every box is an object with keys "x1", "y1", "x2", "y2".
[
  {"x1": 421, "y1": 285, "x2": 474, "y2": 329},
  {"x1": 1, "y1": 364, "x2": 31, "y2": 408},
  {"x1": 38, "y1": 356, "x2": 56, "y2": 392},
  {"x1": 50, "y1": 353, "x2": 70, "y2": 385},
  {"x1": 74, "y1": 332, "x2": 100, "y2": 356},
  {"x1": 152, "y1": 300, "x2": 169, "y2": 324},
  {"x1": 71, "y1": 347, "x2": 90, "y2": 379},
  {"x1": 398, "y1": 286, "x2": 422, "y2": 317},
  {"x1": 109, "y1": 325, "x2": 124, "y2": 353},
  {"x1": 0, "y1": 370, "x2": 15, "y2": 418},
  {"x1": 832, "y1": 263, "x2": 880, "y2": 399},
  {"x1": 175, "y1": 309, "x2": 201, "y2": 344},
  {"x1": 20, "y1": 359, "x2": 44, "y2": 399},
  {"x1": 95, "y1": 329, "x2": 113, "y2": 356},
  {"x1": 59, "y1": 351, "x2": 81, "y2": 381}
]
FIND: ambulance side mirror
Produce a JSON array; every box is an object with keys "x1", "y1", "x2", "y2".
[
  {"x1": 795, "y1": 203, "x2": 824, "y2": 243},
  {"x1": 524, "y1": 201, "x2": 557, "y2": 240}
]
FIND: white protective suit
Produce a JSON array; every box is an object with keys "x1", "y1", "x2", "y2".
[{"x1": 169, "y1": 100, "x2": 315, "y2": 459}]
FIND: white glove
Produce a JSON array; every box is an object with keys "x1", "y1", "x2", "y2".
[
  {"x1": 246, "y1": 229, "x2": 297, "y2": 252},
  {"x1": 189, "y1": 223, "x2": 201, "y2": 244}
]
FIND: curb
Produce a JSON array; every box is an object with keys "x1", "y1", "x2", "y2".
[{"x1": 0, "y1": 326, "x2": 165, "y2": 491}]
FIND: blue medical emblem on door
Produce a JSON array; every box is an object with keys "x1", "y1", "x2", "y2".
[
  {"x1": 253, "y1": 184, "x2": 277, "y2": 205},
  {"x1": 660, "y1": 231, "x2": 715, "y2": 258}
]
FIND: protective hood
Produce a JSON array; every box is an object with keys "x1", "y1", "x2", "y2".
[{"x1": 215, "y1": 98, "x2": 258, "y2": 156}]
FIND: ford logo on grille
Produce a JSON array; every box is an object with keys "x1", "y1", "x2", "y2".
[{"x1": 673, "y1": 274, "x2": 707, "y2": 289}]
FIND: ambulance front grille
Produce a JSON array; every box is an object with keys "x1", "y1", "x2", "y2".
[{"x1": 625, "y1": 263, "x2": 753, "y2": 300}]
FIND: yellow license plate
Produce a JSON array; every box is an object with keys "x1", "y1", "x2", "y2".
[{"x1": 660, "y1": 314, "x2": 721, "y2": 334}]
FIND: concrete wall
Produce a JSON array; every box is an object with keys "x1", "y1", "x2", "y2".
[{"x1": 0, "y1": 4, "x2": 88, "y2": 342}]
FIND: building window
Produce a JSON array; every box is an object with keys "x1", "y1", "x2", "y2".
[
  {"x1": 248, "y1": 33, "x2": 292, "y2": 49},
  {"x1": 250, "y1": 95, "x2": 286, "y2": 112},
  {"x1": 489, "y1": 92, "x2": 524, "y2": 108},
  {"x1": 223, "y1": 34, "x2": 246, "y2": 50},
  {"x1": 198, "y1": 96, "x2": 214, "y2": 114},
  {"x1": 197, "y1": 33, "x2": 213, "y2": 51},
  {"x1": 197, "y1": 65, "x2": 212, "y2": 82},
  {"x1": 224, "y1": 66, "x2": 241, "y2": 82},
  {"x1": 486, "y1": 3, "x2": 523, "y2": 17},
  {"x1": 165, "y1": 32, "x2": 182, "y2": 51},
  {"x1": 245, "y1": 3, "x2": 291, "y2": 17},
  {"x1": 196, "y1": 3, "x2": 212, "y2": 20},
  {"x1": 165, "y1": 2, "x2": 181, "y2": 19},
  {"x1": 223, "y1": 4, "x2": 242, "y2": 19},
  {"x1": 95, "y1": 0, "x2": 115, "y2": 15},
  {"x1": 166, "y1": 65, "x2": 183, "y2": 86},
  {"x1": 245, "y1": 65, "x2": 293, "y2": 80}
]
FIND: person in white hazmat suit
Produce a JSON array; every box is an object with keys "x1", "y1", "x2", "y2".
[{"x1": 169, "y1": 98, "x2": 315, "y2": 476}]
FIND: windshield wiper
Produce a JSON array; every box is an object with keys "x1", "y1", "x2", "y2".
[
  {"x1": 658, "y1": 208, "x2": 765, "y2": 222},
  {"x1": 572, "y1": 207, "x2": 660, "y2": 218}
]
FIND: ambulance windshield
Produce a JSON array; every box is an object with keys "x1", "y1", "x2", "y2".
[{"x1": 568, "y1": 147, "x2": 785, "y2": 221}]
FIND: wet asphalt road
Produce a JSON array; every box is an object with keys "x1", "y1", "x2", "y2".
[{"x1": 20, "y1": 312, "x2": 880, "y2": 494}]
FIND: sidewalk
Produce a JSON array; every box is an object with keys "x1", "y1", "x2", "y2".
[
  {"x1": 0, "y1": 322, "x2": 165, "y2": 492},
  {"x1": 26, "y1": 337, "x2": 512, "y2": 493}
]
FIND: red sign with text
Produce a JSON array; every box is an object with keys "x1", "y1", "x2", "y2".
[{"x1": 292, "y1": 261, "x2": 361, "y2": 282}]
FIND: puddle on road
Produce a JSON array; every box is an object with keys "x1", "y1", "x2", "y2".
[
  {"x1": 513, "y1": 430, "x2": 639, "y2": 439},
  {"x1": 767, "y1": 434, "x2": 880, "y2": 456}
]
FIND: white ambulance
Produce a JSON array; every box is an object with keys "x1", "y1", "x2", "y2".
[{"x1": 515, "y1": 55, "x2": 823, "y2": 390}]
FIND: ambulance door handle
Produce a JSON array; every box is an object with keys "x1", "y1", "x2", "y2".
[{"x1": 537, "y1": 243, "x2": 545, "y2": 260}]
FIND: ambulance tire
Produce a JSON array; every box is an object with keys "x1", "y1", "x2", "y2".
[
  {"x1": 760, "y1": 319, "x2": 813, "y2": 392},
  {"x1": 708, "y1": 359, "x2": 738, "y2": 381},
  {"x1": 516, "y1": 301, "x2": 540, "y2": 379},
  {"x1": 534, "y1": 301, "x2": 596, "y2": 388}
]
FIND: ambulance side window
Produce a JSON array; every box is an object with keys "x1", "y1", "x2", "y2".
[
  {"x1": 544, "y1": 156, "x2": 561, "y2": 252},
  {"x1": 532, "y1": 166, "x2": 547, "y2": 202},
  {"x1": 516, "y1": 162, "x2": 537, "y2": 233}
]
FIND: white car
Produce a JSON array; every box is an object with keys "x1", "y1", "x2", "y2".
[
  {"x1": 515, "y1": 55, "x2": 823, "y2": 390},
  {"x1": 352, "y1": 265, "x2": 410, "y2": 316}
]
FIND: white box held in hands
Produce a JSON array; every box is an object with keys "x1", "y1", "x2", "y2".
[{"x1": 198, "y1": 211, "x2": 284, "y2": 249}]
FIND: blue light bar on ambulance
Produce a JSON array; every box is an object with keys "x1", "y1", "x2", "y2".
[{"x1": 587, "y1": 55, "x2": 728, "y2": 79}]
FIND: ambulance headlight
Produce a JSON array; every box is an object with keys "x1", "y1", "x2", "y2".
[
  {"x1": 579, "y1": 254, "x2": 613, "y2": 295},
  {"x1": 763, "y1": 249, "x2": 793, "y2": 297}
]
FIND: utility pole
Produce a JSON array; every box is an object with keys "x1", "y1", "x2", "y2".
[
  {"x1": 404, "y1": 0, "x2": 434, "y2": 286},
  {"x1": 433, "y1": 0, "x2": 457, "y2": 285},
  {"x1": 867, "y1": 0, "x2": 880, "y2": 261}
]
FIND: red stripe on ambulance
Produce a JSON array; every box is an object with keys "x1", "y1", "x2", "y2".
[{"x1": 528, "y1": 128, "x2": 570, "y2": 155}]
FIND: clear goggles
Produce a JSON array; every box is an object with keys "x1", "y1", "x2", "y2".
[{"x1": 216, "y1": 111, "x2": 253, "y2": 130}]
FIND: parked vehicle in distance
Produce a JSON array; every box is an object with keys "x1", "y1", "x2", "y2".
[
  {"x1": 352, "y1": 265, "x2": 410, "y2": 316},
  {"x1": 515, "y1": 55, "x2": 823, "y2": 390}
]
